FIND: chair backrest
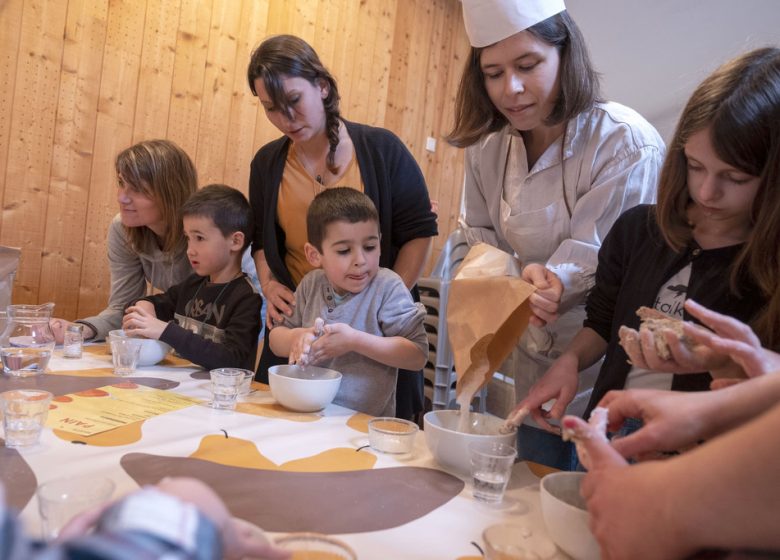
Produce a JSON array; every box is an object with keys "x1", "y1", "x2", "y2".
[{"x1": 430, "y1": 228, "x2": 469, "y2": 281}]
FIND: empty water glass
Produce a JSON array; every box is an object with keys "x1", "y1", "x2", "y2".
[
  {"x1": 37, "y1": 475, "x2": 115, "y2": 540},
  {"x1": 110, "y1": 337, "x2": 142, "y2": 376}
]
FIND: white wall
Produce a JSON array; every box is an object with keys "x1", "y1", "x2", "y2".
[{"x1": 567, "y1": 0, "x2": 780, "y2": 142}]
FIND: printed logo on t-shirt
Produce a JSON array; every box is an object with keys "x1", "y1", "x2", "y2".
[{"x1": 652, "y1": 266, "x2": 691, "y2": 319}]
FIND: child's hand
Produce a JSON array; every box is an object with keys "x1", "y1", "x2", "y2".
[
  {"x1": 307, "y1": 323, "x2": 355, "y2": 364},
  {"x1": 289, "y1": 319, "x2": 326, "y2": 366},
  {"x1": 123, "y1": 305, "x2": 167, "y2": 340}
]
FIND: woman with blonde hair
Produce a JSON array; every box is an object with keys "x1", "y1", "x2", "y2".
[{"x1": 51, "y1": 139, "x2": 197, "y2": 342}]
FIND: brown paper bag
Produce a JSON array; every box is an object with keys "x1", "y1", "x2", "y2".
[{"x1": 446, "y1": 243, "x2": 536, "y2": 399}]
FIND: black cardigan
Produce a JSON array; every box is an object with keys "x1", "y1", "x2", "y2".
[
  {"x1": 583, "y1": 205, "x2": 765, "y2": 416},
  {"x1": 248, "y1": 120, "x2": 438, "y2": 291}
]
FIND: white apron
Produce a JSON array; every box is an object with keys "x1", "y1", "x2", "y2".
[{"x1": 497, "y1": 135, "x2": 599, "y2": 420}]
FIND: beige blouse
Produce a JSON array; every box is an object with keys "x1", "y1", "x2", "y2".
[{"x1": 277, "y1": 146, "x2": 364, "y2": 285}]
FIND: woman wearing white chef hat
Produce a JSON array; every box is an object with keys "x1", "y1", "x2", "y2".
[{"x1": 448, "y1": 0, "x2": 665, "y2": 469}]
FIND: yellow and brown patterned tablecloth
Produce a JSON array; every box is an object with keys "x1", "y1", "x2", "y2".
[{"x1": 1, "y1": 345, "x2": 568, "y2": 559}]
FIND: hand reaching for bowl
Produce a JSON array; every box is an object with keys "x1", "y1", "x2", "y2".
[
  {"x1": 567, "y1": 415, "x2": 696, "y2": 560},
  {"x1": 123, "y1": 304, "x2": 166, "y2": 340}
]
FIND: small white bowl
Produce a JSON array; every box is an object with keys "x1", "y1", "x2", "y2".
[
  {"x1": 368, "y1": 417, "x2": 418, "y2": 454},
  {"x1": 423, "y1": 410, "x2": 516, "y2": 477},
  {"x1": 107, "y1": 330, "x2": 172, "y2": 367},
  {"x1": 268, "y1": 364, "x2": 342, "y2": 412},
  {"x1": 540, "y1": 472, "x2": 600, "y2": 560}
]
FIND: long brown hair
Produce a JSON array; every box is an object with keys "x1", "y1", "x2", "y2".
[
  {"x1": 115, "y1": 139, "x2": 197, "y2": 254},
  {"x1": 656, "y1": 47, "x2": 780, "y2": 348},
  {"x1": 247, "y1": 34, "x2": 342, "y2": 174},
  {"x1": 446, "y1": 11, "x2": 600, "y2": 148}
]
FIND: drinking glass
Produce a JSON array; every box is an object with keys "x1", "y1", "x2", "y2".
[
  {"x1": 469, "y1": 441, "x2": 517, "y2": 504},
  {"x1": 0, "y1": 389, "x2": 53, "y2": 448},
  {"x1": 110, "y1": 337, "x2": 142, "y2": 376},
  {"x1": 209, "y1": 368, "x2": 244, "y2": 410},
  {"x1": 37, "y1": 475, "x2": 115, "y2": 540}
]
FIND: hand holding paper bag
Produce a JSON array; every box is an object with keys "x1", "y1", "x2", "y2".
[{"x1": 446, "y1": 244, "x2": 538, "y2": 406}]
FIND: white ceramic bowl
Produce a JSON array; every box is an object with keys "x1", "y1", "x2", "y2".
[
  {"x1": 540, "y1": 472, "x2": 600, "y2": 560},
  {"x1": 107, "y1": 330, "x2": 172, "y2": 367},
  {"x1": 423, "y1": 410, "x2": 516, "y2": 477},
  {"x1": 268, "y1": 364, "x2": 342, "y2": 412}
]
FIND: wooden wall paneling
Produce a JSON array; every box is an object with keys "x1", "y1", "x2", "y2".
[
  {"x1": 342, "y1": 0, "x2": 374, "y2": 125},
  {"x1": 0, "y1": 0, "x2": 470, "y2": 308},
  {"x1": 290, "y1": 0, "x2": 318, "y2": 42},
  {"x1": 312, "y1": 0, "x2": 338, "y2": 74},
  {"x1": 404, "y1": 0, "x2": 435, "y2": 159},
  {"x1": 194, "y1": 0, "x2": 241, "y2": 186},
  {"x1": 0, "y1": 0, "x2": 68, "y2": 303},
  {"x1": 38, "y1": 0, "x2": 109, "y2": 318},
  {"x1": 437, "y1": 17, "x2": 470, "y2": 244},
  {"x1": 383, "y1": 0, "x2": 411, "y2": 138},
  {"x1": 265, "y1": 0, "x2": 292, "y2": 36},
  {"x1": 365, "y1": 0, "x2": 396, "y2": 128},
  {"x1": 0, "y1": 0, "x2": 24, "y2": 223},
  {"x1": 77, "y1": 0, "x2": 147, "y2": 319},
  {"x1": 249, "y1": 0, "x2": 282, "y2": 167},
  {"x1": 222, "y1": 0, "x2": 270, "y2": 193},
  {"x1": 166, "y1": 0, "x2": 212, "y2": 159},
  {"x1": 131, "y1": 0, "x2": 180, "y2": 143},
  {"x1": 418, "y1": 0, "x2": 448, "y2": 196},
  {"x1": 330, "y1": 0, "x2": 358, "y2": 120}
]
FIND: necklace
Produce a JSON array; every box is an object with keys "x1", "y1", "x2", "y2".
[{"x1": 294, "y1": 144, "x2": 327, "y2": 187}]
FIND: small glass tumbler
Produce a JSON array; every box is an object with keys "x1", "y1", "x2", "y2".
[
  {"x1": 469, "y1": 441, "x2": 517, "y2": 504},
  {"x1": 0, "y1": 389, "x2": 53, "y2": 448},
  {"x1": 63, "y1": 324, "x2": 83, "y2": 359},
  {"x1": 110, "y1": 338, "x2": 142, "y2": 376},
  {"x1": 37, "y1": 475, "x2": 115, "y2": 540},
  {"x1": 209, "y1": 368, "x2": 245, "y2": 410}
]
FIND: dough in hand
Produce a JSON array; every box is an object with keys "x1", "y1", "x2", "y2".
[{"x1": 619, "y1": 306, "x2": 692, "y2": 361}]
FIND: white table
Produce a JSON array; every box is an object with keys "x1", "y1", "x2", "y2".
[{"x1": 1, "y1": 346, "x2": 569, "y2": 559}]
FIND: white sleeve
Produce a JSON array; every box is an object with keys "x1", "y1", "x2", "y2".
[
  {"x1": 461, "y1": 147, "x2": 513, "y2": 253},
  {"x1": 548, "y1": 145, "x2": 663, "y2": 313}
]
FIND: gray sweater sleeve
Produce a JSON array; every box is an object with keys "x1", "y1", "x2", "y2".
[{"x1": 77, "y1": 217, "x2": 147, "y2": 340}]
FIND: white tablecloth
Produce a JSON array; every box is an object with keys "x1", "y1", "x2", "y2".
[{"x1": 3, "y1": 347, "x2": 569, "y2": 559}]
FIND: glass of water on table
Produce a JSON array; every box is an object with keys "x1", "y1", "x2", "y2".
[
  {"x1": 209, "y1": 368, "x2": 245, "y2": 410},
  {"x1": 469, "y1": 442, "x2": 517, "y2": 504}
]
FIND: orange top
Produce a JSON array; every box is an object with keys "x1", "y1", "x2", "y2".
[{"x1": 277, "y1": 146, "x2": 364, "y2": 285}]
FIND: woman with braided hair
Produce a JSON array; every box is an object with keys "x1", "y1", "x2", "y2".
[{"x1": 247, "y1": 35, "x2": 437, "y2": 419}]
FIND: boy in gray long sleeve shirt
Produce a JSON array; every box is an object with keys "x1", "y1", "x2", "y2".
[{"x1": 269, "y1": 188, "x2": 428, "y2": 417}]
